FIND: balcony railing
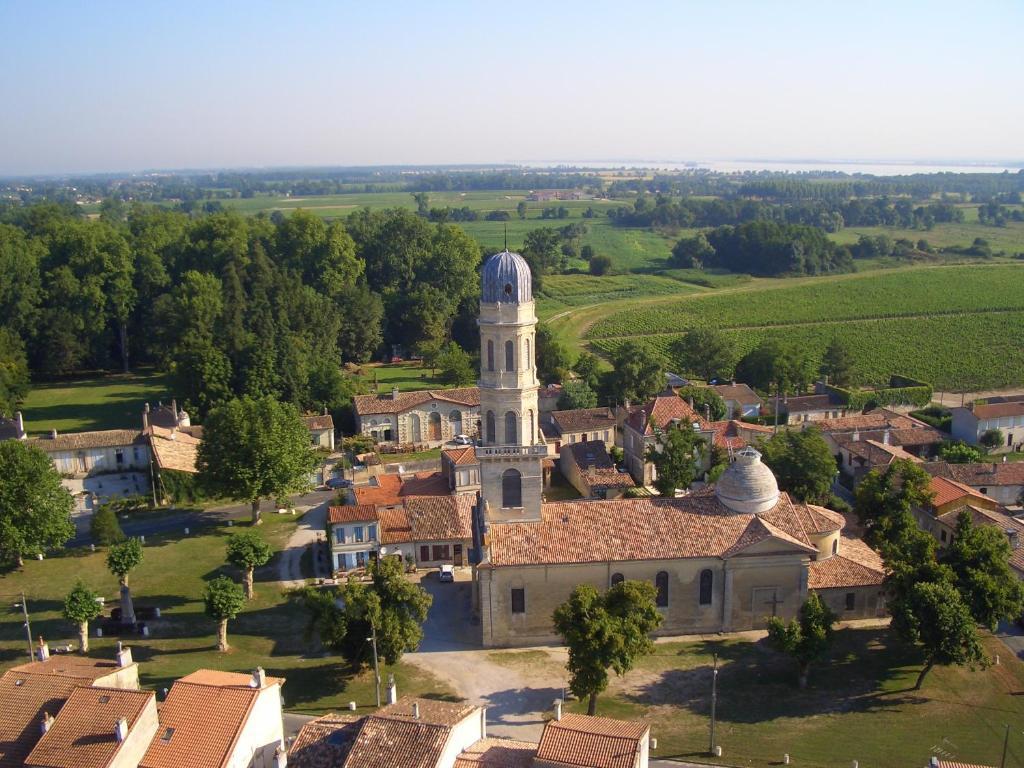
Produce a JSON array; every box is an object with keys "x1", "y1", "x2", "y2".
[{"x1": 477, "y1": 445, "x2": 549, "y2": 458}]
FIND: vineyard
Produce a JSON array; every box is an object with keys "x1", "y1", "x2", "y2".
[{"x1": 583, "y1": 263, "x2": 1024, "y2": 390}]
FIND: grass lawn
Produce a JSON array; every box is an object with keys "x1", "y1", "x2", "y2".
[
  {"x1": 352, "y1": 361, "x2": 450, "y2": 393},
  {"x1": 0, "y1": 513, "x2": 453, "y2": 714},
  {"x1": 578, "y1": 627, "x2": 1024, "y2": 768},
  {"x1": 20, "y1": 371, "x2": 172, "y2": 435}
]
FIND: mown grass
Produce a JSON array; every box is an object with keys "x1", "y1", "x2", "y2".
[
  {"x1": 0, "y1": 513, "x2": 452, "y2": 714},
  {"x1": 577, "y1": 627, "x2": 1024, "y2": 768},
  {"x1": 352, "y1": 361, "x2": 450, "y2": 393},
  {"x1": 20, "y1": 371, "x2": 172, "y2": 434}
]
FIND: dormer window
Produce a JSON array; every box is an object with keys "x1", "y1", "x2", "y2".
[{"x1": 504, "y1": 283, "x2": 513, "y2": 296}]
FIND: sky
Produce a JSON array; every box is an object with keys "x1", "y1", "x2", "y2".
[{"x1": 0, "y1": 0, "x2": 1022, "y2": 176}]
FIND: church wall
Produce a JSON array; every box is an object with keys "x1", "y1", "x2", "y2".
[
  {"x1": 815, "y1": 585, "x2": 887, "y2": 620},
  {"x1": 478, "y1": 554, "x2": 808, "y2": 646},
  {"x1": 725, "y1": 555, "x2": 808, "y2": 631}
]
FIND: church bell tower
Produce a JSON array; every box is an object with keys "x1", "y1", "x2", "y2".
[{"x1": 477, "y1": 250, "x2": 545, "y2": 522}]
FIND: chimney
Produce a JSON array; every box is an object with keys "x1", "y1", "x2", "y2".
[
  {"x1": 251, "y1": 667, "x2": 267, "y2": 689},
  {"x1": 929, "y1": 758, "x2": 939, "y2": 768},
  {"x1": 480, "y1": 707, "x2": 487, "y2": 739},
  {"x1": 412, "y1": 702, "x2": 420, "y2": 719},
  {"x1": 40, "y1": 713, "x2": 54, "y2": 734},
  {"x1": 49, "y1": 428, "x2": 58, "y2": 440},
  {"x1": 14, "y1": 411, "x2": 24, "y2": 439},
  {"x1": 687, "y1": 397, "x2": 694, "y2": 410},
  {"x1": 274, "y1": 744, "x2": 288, "y2": 768},
  {"x1": 142, "y1": 402, "x2": 150, "y2": 431},
  {"x1": 37, "y1": 636, "x2": 50, "y2": 661},
  {"x1": 171, "y1": 399, "x2": 177, "y2": 421},
  {"x1": 115, "y1": 718, "x2": 129, "y2": 743},
  {"x1": 704, "y1": 404, "x2": 711, "y2": 421},
  {"x1": 852, "y1": 431, "x2": 860, "y2": 442},
  {"x1": 386, "y1": 674, "x2": 397, "y2": 705},
  {"x1": 391, "y1": 386, "x2": 400, "y2": 400},
  {"x1": 116, "y1": 642, "x2": 133, "y2": 668},
  {"x1": 882, "y1": 429, "x2": 890, "y2": 446},
  {"x1": 554, "y1": 699, "x2": 562, "y2": 720}
]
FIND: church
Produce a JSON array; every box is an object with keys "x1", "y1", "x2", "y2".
[{"x1": 470, "y1": 250, "x2": 886, "y2": 647}]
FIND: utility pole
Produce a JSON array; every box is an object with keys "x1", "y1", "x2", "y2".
[
  {"x1": 368, "y1": 623, "x2": 381, "y2": 708},
  {"x1": 18, "y1": 592, "x2": 33, "y2": 662},
  {"x1": 709, "y1": 653, "x2": 718, "y2": 755}
]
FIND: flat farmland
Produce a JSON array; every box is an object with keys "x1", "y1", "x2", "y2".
[
  {"x1": 829, "y1": 220, "x2": 1024, "y2": 254},
  {"x1": 583, "y1": 263, "x2": 1024, "y2": 391}
]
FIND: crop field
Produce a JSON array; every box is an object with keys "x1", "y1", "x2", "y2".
[
  {"x1": 537, "y1": 273, "x2": 701, "y2": 316},
  {"x1": 584, "y1": 264, "x2": 1024, "y2": 390},
  {"x1": 829, "y1": 220, "x2": 1024, "y2": 254}
]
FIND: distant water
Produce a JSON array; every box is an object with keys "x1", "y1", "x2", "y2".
[{"x1": 528, "y1": 159, "x2": 1022, "y2": 176}]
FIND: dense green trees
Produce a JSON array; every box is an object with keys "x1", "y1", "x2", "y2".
[
  {"x1": 0, "y1": 441, "x2": 75, "y2": 566},
  {"x1": 735, "y1": 339, "x2": 815, "y2": 395},
  {"x1": 676, "y1": 386, "x2": 727, "y2": 421},
  {"x1": 759, "y1": 428, "x2": 837, "y2": 504},
  {"x1": 766, "y1": 592, "x2": 836, "y2": 688},
  {"x1": 648, "y1": 423, "x2": 704, "y2": 496},
  {"x1": 552, "y1": 581, "x2": 662, "y2": 715},
  {"x1": 558, "y1": 380, "x2": 598, "y2": 410},
  {"x1": 669, "y1": 328, "x2": 735, "y2": 383},
  {"x1": 197, "y1": 396, "x2": 319, "y2": 524},
  {"x1": 608, "y1": 342, "x2": 665, "y2": 404},
  {"x1": 0, "y1": 328, "x2": 29, "y2": 416},
  {"x1": 819, "y1": 338, "x2": 854, "y2": 387},
  {"x1": 535, "y1": 326, "x2": 571, "y2": 385}
]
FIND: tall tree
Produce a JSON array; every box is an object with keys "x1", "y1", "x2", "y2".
[
  {"x1": 63, "y1": 581, "x2": 103, "y2": 653},
  {"x1": 609, "y1": 342, "x2": 664, "y2": 404},
  {"x1": 670, "y1": 232, "x2": 715, "y2": 268},
  {"x1": 677, "y1": 386, "x2": 727, "y2": 421},
  {"x1": 226, "y1": 530, "x2": 274, "y2": 600},
  {"x1": 670, "y1": 328, "x2": 736, "y2": 383},
  {"x1": 197, "y1": 395, "x2": 319, "y2": 524},
  {"x1": 552, "y1": 581, "x2": 662, "y2": 715},
  {"x1": 274, "y1": 209, "x2": 362, "y2": 297},
  {"x1": 573, "y1": 352, "x2": 602, "y2": 391},
  {"x1": 0, "y1": 441, "x2": 75, "y2": 566},
  {"x1": 436, "y1": 342, "x2": 475, "y2": 386},
  {"x1": 204, "y1": 575, "x2": 246, "y2": 652},
  {"x1": 854, "y1": 459, "x2": 935, "y2": 551},
  {"x1": 942, "y1": 510, "x2": 1024, "y2": 630},
  {"x1": 820, "y1": 337, "x2": 854, "y2": 387},
  {"x1": 336, "y1": 284, "x2": 384, "y2": 362},
  {"x1": 766, "y1": 592, "x2": 836, "y2": 688},
  {"x1": 0, "y1": 328, "x2": 30, "y2": 416},
  {"x1": 535, "y1": 325, "x2": 571, "y2": 385},
  {"x1": 558, "y1": 380, "x2": 598, "y2": 410},
  {"x1": 759, "y1": 428, "x2": 837, "y2": 504},
  {"x1": 648, "y1": 423, "x2": 704, "y2": 496},
  {"x1": 303, "y1": 556, "x2": 432, "y2": 666},
  {"x1": 106, "y1": 538, "x2": 144, "y2": 626}
]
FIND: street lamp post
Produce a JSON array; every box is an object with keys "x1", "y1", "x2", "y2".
[
  {"x1": 367, "y1": 623, "x2": 381, "y2": 708},
  {"x1": 709, "y1": 653, "x2": 719, "y2": 755},
  {"x1": 17, "y1": 592, "x2": 33, "y2": 662}
]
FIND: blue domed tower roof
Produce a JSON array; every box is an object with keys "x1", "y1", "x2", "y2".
[{"x1": 481, "y1": 250, "x2": 532, "y2": 304}]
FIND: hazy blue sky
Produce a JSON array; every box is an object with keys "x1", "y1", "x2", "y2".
[{"x1": 1, "y1": 0, "x2": 1021, "y2": 175}]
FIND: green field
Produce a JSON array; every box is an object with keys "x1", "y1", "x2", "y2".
[
  {"x1": 20, "y1": 371, "x2": 171, "y2": 434},
  {"x1": 0, "y1": 513, "x2": 451, "y2": 714},
  {"x1": 582, "y1": 263, "x2": 1024, "y2": 390},
  {"x1": 583, "y1": 628, "x2": 1024, "y2": 768}
]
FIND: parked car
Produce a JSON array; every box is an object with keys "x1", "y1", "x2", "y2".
[
  {"x1": 438, "y1": 564, "x2": 455, "y2": 583},
  {"x1": 453, "y1": 434, "x2": 473, "y2": 446},
  {"x1": 326, "y1": 477, "x2": 353, "y2": 489}
]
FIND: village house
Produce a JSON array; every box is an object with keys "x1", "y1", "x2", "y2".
[
  {"x1": 951, "y1": 395, "x2": 1024, "y2": 452},
  {"x1": 777, "y1": 393, "x2": 851, "y2": 425},
  {"x1": 543, "y1": 407, "x2": 620, "y2": 454},
  {"x1": 710, "y1": 383, "x2": 764, "y2": 419},
  {"x1": 288, "y1": 695, "x2": 652, "y2": 768},
  {"x1": 441, "y1": 445, "x2": 481, "y2": 495},
  {"x1": 537, "y1": 383, "x2": 563, "y2": 414},
  {"x1": 925, "y1": 460, "x2": 1024, "y2": 507},
  {"x1": 407, "y1": 495, "x2": 475, "y2": 568},
  {"x1": 466, "y1": 249, "x2": 884, "y2": 648},
  {"x1": 302, "y1": 413, "x2": 336, "y2": 451},
  {"x1": 353, "y1": 386, "x2": 480, "y2": 447},
  {"x1": 328, "y1": 504, "x2": 380, "y2": 572},
  {"x1": 559, "y1": 440, "x2": 635, "y2": 500}
]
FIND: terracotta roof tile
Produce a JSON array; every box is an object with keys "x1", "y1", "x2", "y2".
[
  {"x1": 24, "y1": 687, "x2": 154, "y2": 768},
  {"x1": 780, "y1": 395, "x2": 837, "y2": 412},
  {"x1": 443, "y1": 446, "x2": 478, "y2": 466},
  {"x1": 149, "y1": 426, "x2": 199, "y2": 474},
  {"x1": 550, "y1": 408, "x2": 617, "y2": 435},
  {"x1": 378, "y1": 507, "x2": 413, "y2": 544},
  {"x1": 930, "y1": 476, "x2": 993, "y2": 508},
  {"x1": 486, "y1": 493, "x2": 825, "y2": 567},
  {"x1": 341, "y1": 698, "x2": 477, "y2": 768},
  {"x1": 970, "y1": 401, "x2": 1024, "y2": 419},
  {"x1": 626, "y1": 394, "x2": 704, "y2": 435},
  {"x1": 139, "y1": 670, "x2": 282, "y2": 768},
  {"x1": 9, "y1": 655, "x2": 129, "y2": 682},
  {"x1": 535, "y1": 714, "x2": 648, "y2": 768},
  {"x1": 288, "y1": 713, "x2": 363, "y2": 767},
  {"x1": 329, "y1": 505, "x2": 379, "y2": 525},
  {"x1": 454, "y1": 738, "x2": 536, "y2": 768},
  {"x1": 401, "y1": 472, "x2": 451, "y2": 497},
  {"x1": 355, "y1": 475, "x2": 405, "y2": 508},
  {"x1": 808, "y1": 535, "x2": 885, "y2": 589},
  {"x1": 29, "y1": 429, "x2": 147, "y2": 452},
  {"x1": 706, "y1": 420, "x2": 772, "y2": 450},
  {"x1": 711, "y1": 383, "x2": 763, "y2": 406},
  {"x1": 564, "y1": 442, "x2": 635, "y2": 490},
  {"x1": 815, "y1": 409, "x2": 919, "y2": 433},
  {"x1": 405, "y1": 495, "x2": 474, "y2": 541},
  {"x1": 0, "y1": 671, "x2": 80, "y2": 767},
  {"x1": 926, "y1": 461, "x2": 1024, "y2": 488},
  {"x1": 302, "y1": 414, "x2": 335, "y2": 431},
  {"x1": 353, "y1": 388, "x2": 480, "y2": 416}
]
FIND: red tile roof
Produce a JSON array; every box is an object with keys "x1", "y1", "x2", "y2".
[
  {"x1": 139, "y1": 670, "x2": 282, "y2": 768},
  {"x1": 302, "y1": 414, "x2": 335, "y2": 431},
  {"x1": 378, "y1": 507, "x2": 413, "y2": 544},
  {"x1": 550, "y1": 408, "x2": 617, "y2": 435},
  {"x1": 29, "y1": 429, "x2": 148, "y2": 452},
  {"x1": 25, "y1": 687, "x2": 154, "y2": 768},
  {"x1": 329, "y1": 505, "x2": 379, "y2": 525},
  {"x1": 626, "y1": 394, "x2": 704, "y2": 435},
  {"x1": 711, "y1": 383, "x2": 763, "y2": 406},
  {"x1": 354, "y1": 388, "x2": 480, "y2": 416},
  {"x1": 970, "y1": 401, "x2": 1024, "y2": 419},
  {"x1": 485, "y1": 492, "x2": 828, "y2": 568},
  {"x1": 9, "y1": 655, "x2": 132, "y2": 682},
  {"x1": 405, "y1": 495, "x2": 474, "y2": 541},
  {"x1": 0, "y1": 670, "x2": 80, "y2": 767},
  {"x1": 355, "y1": 475, "x2": 405, "y2": 508},
  {"x1": 535, "y1": 714, "x2": 648, "y2": 768},
  {"x1": 288, "y1": 713, "x2": 363, "y2": 767},
  {"x1": 808, "y1": 535, "x2": 885, "y2": 589},
  {"x1": 455, "y1": 738, "x2": 537, "y2": 768},
  {"x1": 401, "y1": 472, "x2": 451, "y2": 497},
  {"x1": 706, "y1": 420, "x2": 773, "y2": 450},
  {"x1": 341, "y1": 698, "x2": 477, "y2": 768},
  {"x1": 815, "y1": 409, "x2": 919, "y2": 433},
  {"x1": 443, "y1": 446, "x2": 478, "y2": 466},
  {"x1": 926, "y1": 461, "x2": 1024, "y2": 488},
  {"x1": 929, "y1": 476, "x2": 994, "y2": 509}
]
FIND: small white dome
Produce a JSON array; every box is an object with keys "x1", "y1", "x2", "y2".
[
  {"x1": 715, "y1": 447, "x2": 780, "y2": 514},
  {"x1": 481, "y1": 250, "x2": 532, "y2": 304}
]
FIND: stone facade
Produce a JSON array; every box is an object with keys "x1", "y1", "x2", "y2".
[{"x1": 354, "y1": 388, "x2": 481, "y2": 448}]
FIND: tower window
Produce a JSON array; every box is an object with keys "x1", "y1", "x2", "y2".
[
  {"x1": 502, "y1": 468, "x2": 522, "y2": 508},
  {"x1": 505, "y1": 411, "x2": 518, "y2": 444},
  {"x1": 486, "y1": 411, "x2": 496, "y2": 444},
  {"x1": 487, "y1": 340, "x2": 494, "y2": 372},
  {"x1": 504, "y1": 283, "x2": 514, "y2": 296},
  {"x1": 505, "y1": 340, "x2": 515, "y2": 371}
]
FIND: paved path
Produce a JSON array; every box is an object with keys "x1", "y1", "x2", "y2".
[{"x1": 278, "y1": 498, "x2": 332, "y2": 588}]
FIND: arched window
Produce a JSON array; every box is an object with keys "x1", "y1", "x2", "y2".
[
  {"x1": 486, "y1": 340, "x2": 494, "y2": 372},
  {"x1": 505, "y1": 411, "x2": 518, "y2": 444},
  {"x1": 502, "y1": 469, "x2": 522, "y2": 508},
  {"x1": 505, "y1": 339, "x2": 515, "y2": 371},
  {"x1": 655, "y1": 571, "x2": 669, "y2": 608},
  {"x1": 410, "y1": 413, "x2": 422, "y2": 444},
  {"x1": 450, "y1": 410, "x2": 463, "y2": 435},
  {"x1": 611, "y1": 573, "x2": 624, "y2": 587},
  {"x1": 485, "y1": 411, "x2": 496, "y2": 444},
  {"x1": 831, "y1": 538, "x2": 838, "y2": 556},
  {"x1": 428, "y1": 411, "x2": 442, "y2": 441},
  {"x1": 699, "y1": 569, "x2": 713, "y2": 606},
  {"x1": 525, "y1": 338, "x2": 531, "y2": 369}
]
